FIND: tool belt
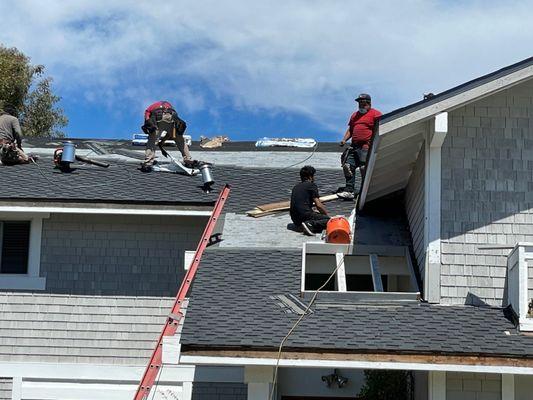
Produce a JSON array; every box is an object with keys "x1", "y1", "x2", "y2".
[{"x1": 0, "y1": 140, "x2": 22, "y2": 165}]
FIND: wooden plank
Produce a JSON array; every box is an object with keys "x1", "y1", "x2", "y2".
[{"x1": 246, "y1": 194, "x2": 340, "y2": 217}]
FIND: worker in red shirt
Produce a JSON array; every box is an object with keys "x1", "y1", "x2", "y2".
[
  {"x1": 338, "y1": 93, "x2": 381, "y2": 198},
  {"x1": 141, "y1": 101, "x2": 192, "y2": 170}
]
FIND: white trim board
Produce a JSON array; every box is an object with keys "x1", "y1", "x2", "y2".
[
  {"x1": 179, "y1": 355, "x2": 533, "y2": 375},
  {"x1": 0, "y1": 362, "x2": 195, "y2": 382},
  {"x1": 0, "y1": 216, "x2": 47, "y2": 290},
  {"x1": 0, "y1": 205, "x2": 212, "y2": 217}
]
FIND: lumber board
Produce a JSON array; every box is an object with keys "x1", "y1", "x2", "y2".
[{"x1": 246, "y1": 194, "x2": 340, "y2": 217}]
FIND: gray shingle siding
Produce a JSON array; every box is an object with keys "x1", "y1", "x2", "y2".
[
  {"x1": 191, "y1": 382, "x2": 247, "y2": 400},
  {"x1": 0, "y1": 292, "x2": 173, "y2": 364},
  {"x1": 0, "y1": 213, "x2": 203, "y2": 364},
  {"x1": 0, "y1": 378, "x2": 11, "y2": 400},
  {"x1": 441, "y1": 78, "x2": 533, "y2": 306},
  {"x1": 405, "y1": 146, "x2": 425, "y2": 276},
  {"x1": 446, "y1": 372, "x2": 501, "y2": 400},
  {"x1": 40, "y1": 213, "x2": 206, "y2": 297}
]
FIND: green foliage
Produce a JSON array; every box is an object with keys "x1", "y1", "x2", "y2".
[
  {"x1": 358, "y1": 370, "x2": 411, "y2": 400},
  {"x1": 0, "y1": 44, "x2": 67, "y2": 138}
]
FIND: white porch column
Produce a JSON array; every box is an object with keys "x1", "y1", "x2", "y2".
[
  {"x1": 424, "y1": 112, "x2": 447, "y2": 303},
  {"x1": 11, "y1": 376, "x2": 22, "y2": 400},
  {"x1": 244, "y1": 366, "x2": 274, "y2": 400},
  {"x1": 181, "y1": 381, "x2": 193, "y2": 400},
  {"x1": 502, "y1": 374, "x2": 515, "y2": 400},
  {"x1": 428, "y1": 371, "x2": 446, "y2": 400}
]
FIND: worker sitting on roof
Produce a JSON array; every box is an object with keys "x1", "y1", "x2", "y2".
[
  {"x1": 0, "y1": 104, "x2": 31, "y2": 166},
  {"x1": 338, "y1": 93, "x2": 381, "y2": 199},
  {"x1": 141, "y1": 101, "x2": 192, "y2": 171},
  {"x1": 290, "y1": 166, "x2": 330, "y2": 236}
]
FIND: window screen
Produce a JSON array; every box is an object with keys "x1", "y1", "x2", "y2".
[{"x1": 1, "y1": 221, "x2": 31, "y2": 274}]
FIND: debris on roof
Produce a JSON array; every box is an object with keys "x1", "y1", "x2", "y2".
[{"x1": 199, "y1": 135, "x2": 229, "y2": 149}]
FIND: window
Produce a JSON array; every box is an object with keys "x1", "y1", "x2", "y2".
[
  {"x1": 0, "y1": 221, "x2": 31, "y2": 274},
  {"x1": 301, "y1": 242, "x2": 420, "y2": 301},
  {"x1": 0, "y1": 214, "x2": 46, "y2": 290}
]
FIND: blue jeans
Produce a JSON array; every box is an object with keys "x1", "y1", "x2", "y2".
[{"x1": 343, "y1": 146, "x2": 368, "y2": 193}]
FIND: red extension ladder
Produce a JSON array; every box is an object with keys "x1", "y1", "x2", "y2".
[{"x1": 133, "y1": 184, "x2": 231, "y2": 400}]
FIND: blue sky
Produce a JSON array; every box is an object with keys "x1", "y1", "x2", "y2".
[{"x1": 1, "y1": 1, "x2": 532, "y2": 141}]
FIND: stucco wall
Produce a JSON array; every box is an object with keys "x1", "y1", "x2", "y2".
[
  {"x1": 39, "y1": 213, "x2": 207, "y2": 296},
  {"x1": 440, "y1": 78, "x2": 533, "y2": 306}
]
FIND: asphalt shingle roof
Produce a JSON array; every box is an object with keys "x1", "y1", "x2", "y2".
[
  {"x1": 0, "y1": 161, "x2": 351, "y2": 214},
  {"x1": 180, "y1": 248, "x2": 533, "y2": 358}
]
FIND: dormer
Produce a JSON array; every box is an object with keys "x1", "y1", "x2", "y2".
[{"x1": 301, "y1": 242, "x2": 420, "y2": 301}]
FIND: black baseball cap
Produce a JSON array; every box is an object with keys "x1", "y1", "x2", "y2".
[{"x1": 355, "y1": 93, "x2": 371, "y2": 102}]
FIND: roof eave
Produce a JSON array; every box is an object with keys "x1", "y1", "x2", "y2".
[{"x1": 359, "y1": 62, "x2": 533, "y2": 209}]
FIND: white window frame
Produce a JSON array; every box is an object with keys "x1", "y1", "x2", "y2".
[{"x1": 0, "y1": 212, "x2": 48, "y2": 290}]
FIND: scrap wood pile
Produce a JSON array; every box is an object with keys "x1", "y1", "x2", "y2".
[{"x1": 246, "y1": 194, "x2": 339, "y2": 218}]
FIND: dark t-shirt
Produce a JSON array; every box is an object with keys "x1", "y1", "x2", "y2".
[{"x1": 290, "y1": 181, "x2": 319, "y2": 225}]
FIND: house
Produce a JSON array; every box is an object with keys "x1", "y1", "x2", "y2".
[
  {"x1": 0, "y1": 139, "x2": 352, "y2": 399},
  {"x1": 1, "y1": 55, "x2": 533, "y2": 400},
  {"x1": 174, "y1": 56, "x2": 533, "y2": 400}
]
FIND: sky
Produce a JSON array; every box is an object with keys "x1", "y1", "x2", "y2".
[{"x1": 0, "y1": 0, "x2": 532, "y2": 141}]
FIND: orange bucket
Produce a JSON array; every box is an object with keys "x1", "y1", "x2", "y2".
[{"x1": 326, "y1": 216, "x2": 351, "y2": 244}]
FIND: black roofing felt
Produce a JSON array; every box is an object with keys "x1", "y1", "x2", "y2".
[
  {"x1": 0, "y1": 161, "x2": 351, "y2": 214},
  {"x1": 180, "y1": 249, "x2": 533, "y2": 358},
  {"x1": 23, "y1": 137, "x2": 342, "y2": 152},
  {"x1": 380, "y1": 56, "x2": 533, "y2": 124}
]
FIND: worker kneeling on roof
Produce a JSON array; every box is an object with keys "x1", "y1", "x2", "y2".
[
  {"x1": 141, "y1": 100, "x2": 192, "y2": 171},
  {"x1": 290, "y1": 166, "x2": 330, "y2": 236},
  {"x1": 338, "y1": 93, "x2": 381, "y2": 199},
  {"x1": 0, "y1": 104, "x2": 33, "y2": 166}
]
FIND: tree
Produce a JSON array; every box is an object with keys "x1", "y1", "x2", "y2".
[{"x1": 0, "y1": 44, "x2": 67, "y2": 138}]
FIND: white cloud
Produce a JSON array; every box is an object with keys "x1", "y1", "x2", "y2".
[{"x1": 1, "y1": 0, "x2": 532, "y2": 130}]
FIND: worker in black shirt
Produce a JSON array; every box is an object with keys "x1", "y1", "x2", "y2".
[{"x1": 290, "y1": 165, "x2": 330, "y2": 235}]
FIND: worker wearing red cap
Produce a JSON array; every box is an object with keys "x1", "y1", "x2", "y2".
[
  {"x1": 141, "y1": 101, "x2": 192, "y2": 170},
  {"x1": 338, "y1": 93, "x2": 381, "y2": 198}
]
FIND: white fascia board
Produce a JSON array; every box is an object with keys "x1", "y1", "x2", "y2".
[
  {"x1": 179, "y1": 355, "x2": 533, "y2": 375},
  {"x1": 0, "y1": 362, "x2": 195, "y2": 382},
  {"x1": 0, "y1": 205, "x2": 211, "y2": 217},
  {"x1": 360, "y1": 66, "x2": 533, "y2": 209}
]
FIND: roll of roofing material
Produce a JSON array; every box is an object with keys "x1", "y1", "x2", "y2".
[{"x1": 326, "y1": 216, "x2": 351, "y2": 244}]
